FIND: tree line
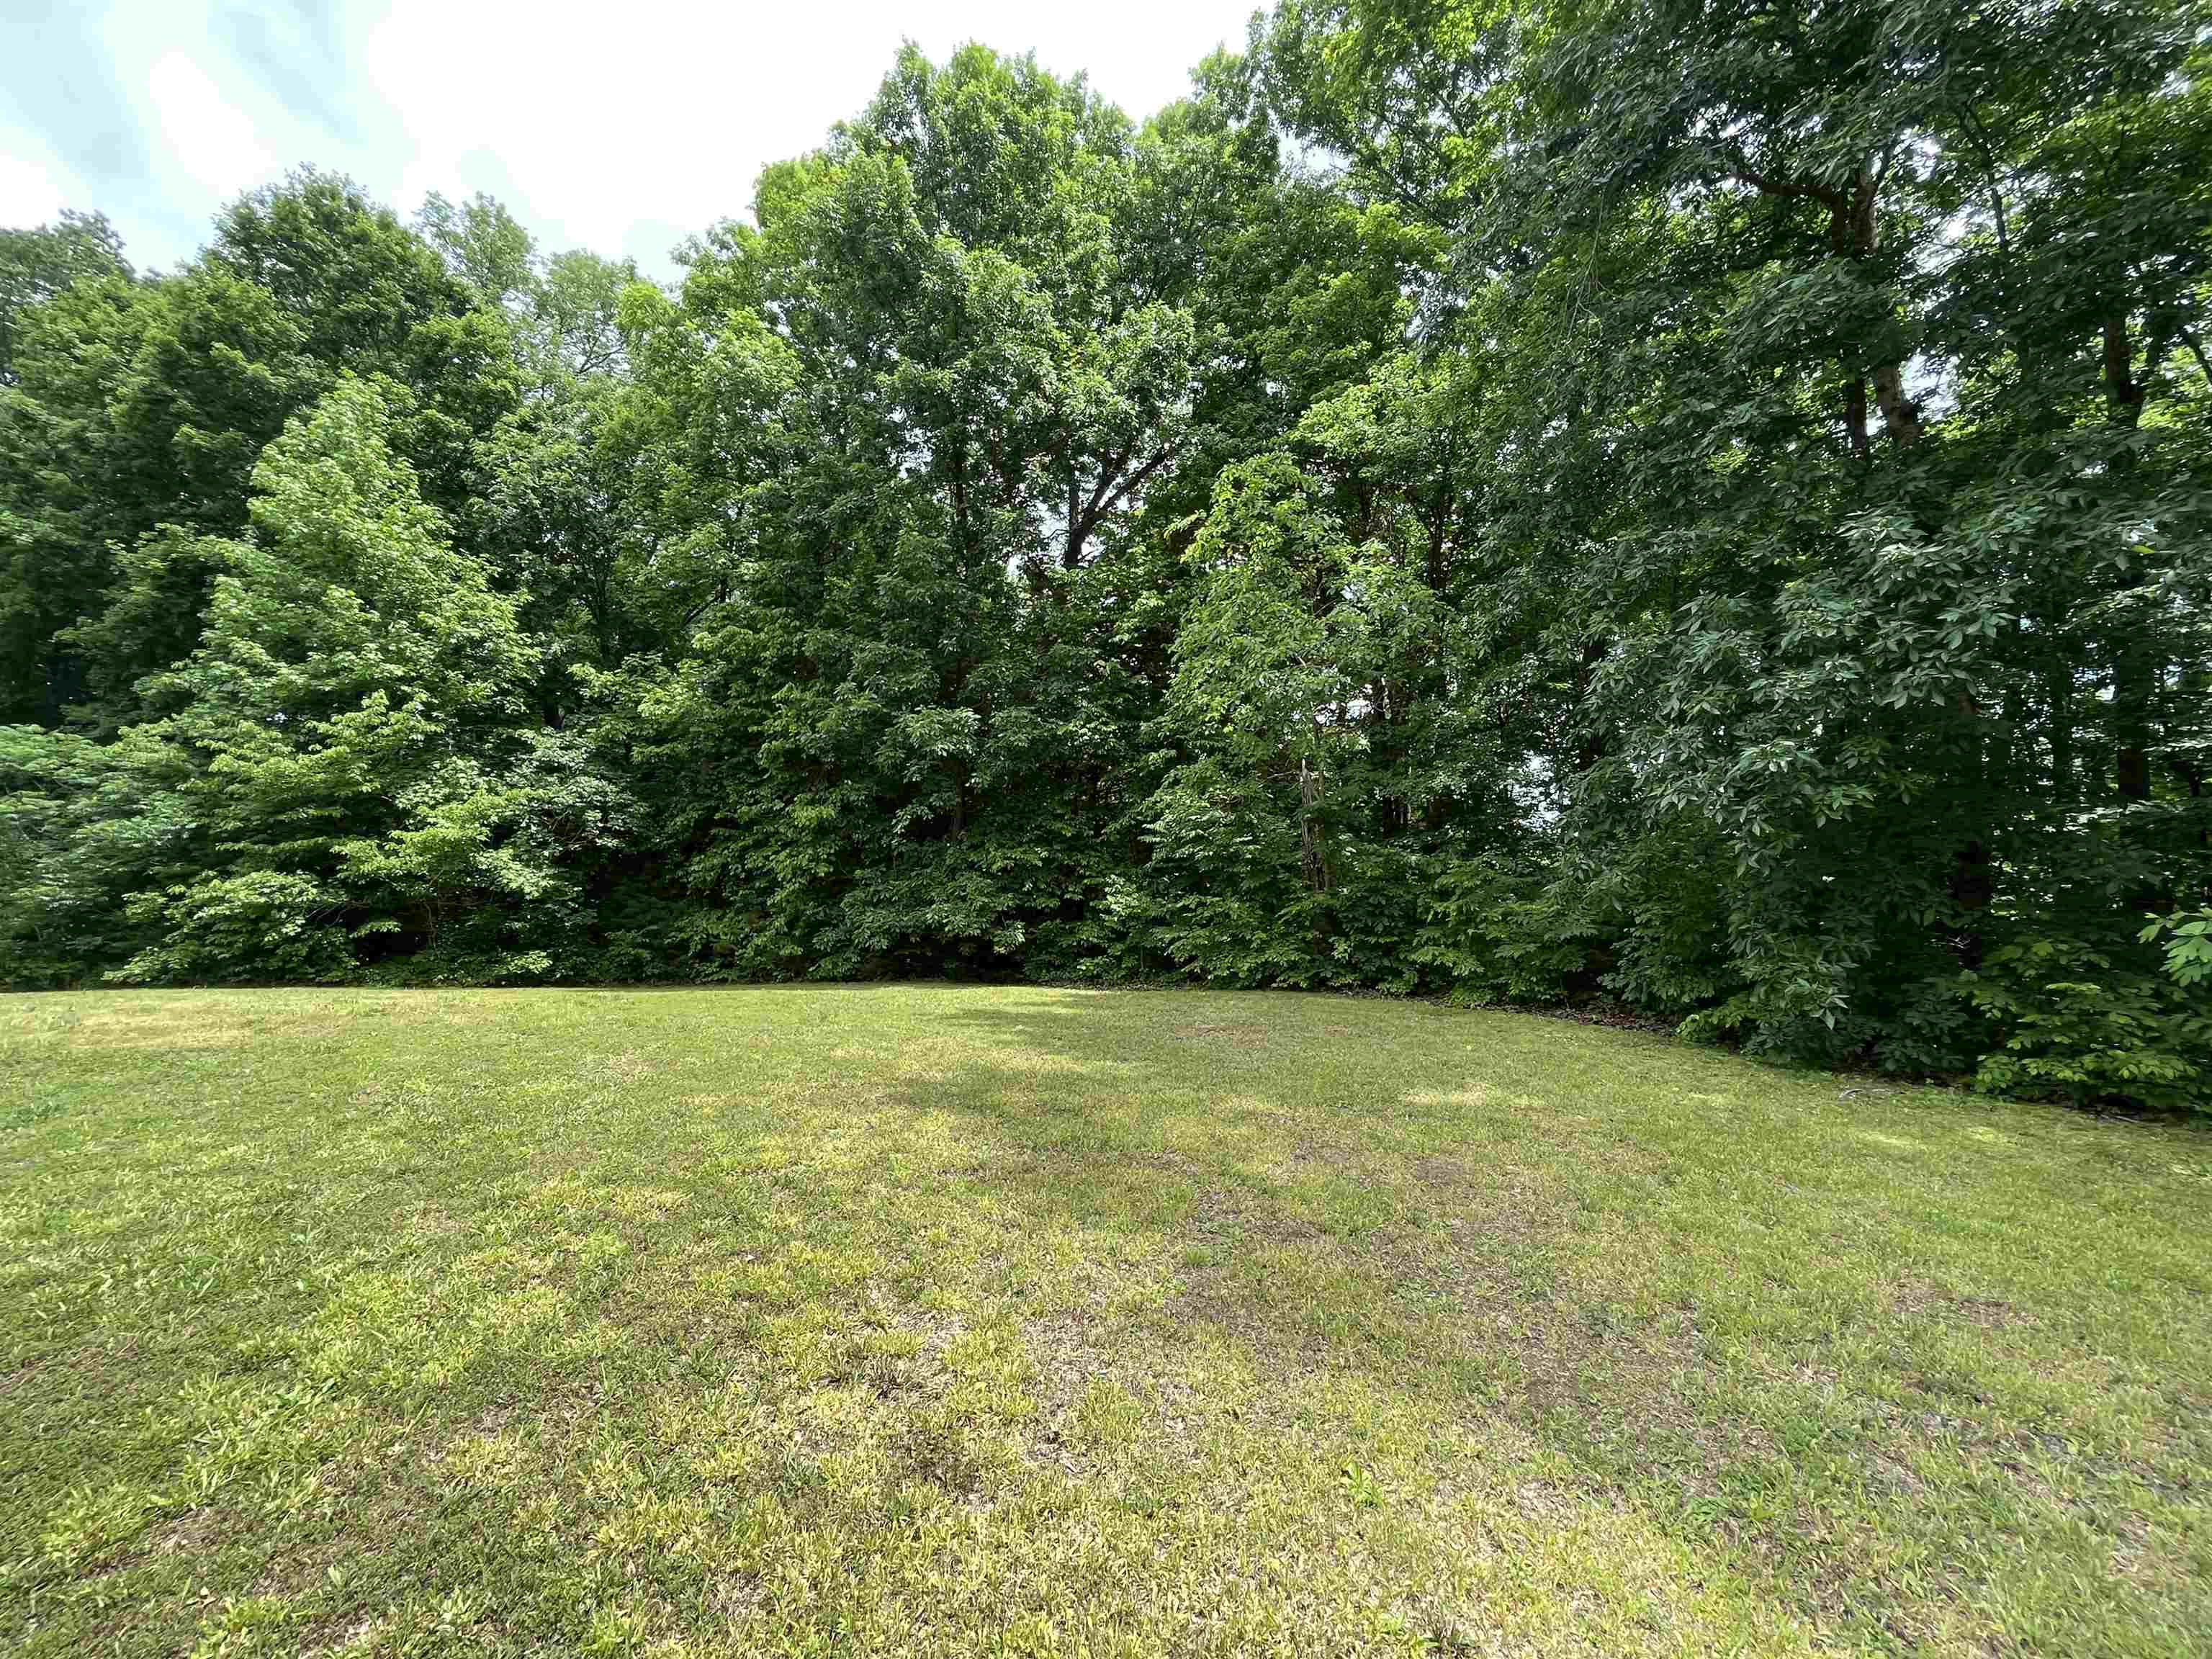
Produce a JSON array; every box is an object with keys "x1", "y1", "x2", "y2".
[{"x1": 3, "y1": 0, "x2": 2208, "y2": 1108}]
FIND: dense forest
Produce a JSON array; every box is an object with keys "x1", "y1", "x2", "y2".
[{"x1": 2, "y1": 0, "x2": 2208, "y2": 1107}]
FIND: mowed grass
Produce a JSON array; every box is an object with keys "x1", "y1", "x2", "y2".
[{"x1": 1, "y1": 989, "x2": 2208, "y2": 1658}]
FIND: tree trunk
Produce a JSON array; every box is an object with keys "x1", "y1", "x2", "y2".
[
  {"x1": 1797, "y1": 166, "x2": 1917, "y2": 452},
  {"x1": 2046, "y1": 658, "x2": 2074, "y2": 802},
  {"x1": 1298, "y1": 754, "x2": 1328, "y2": 895},
  {"x1": 2173, "y1": 666, "x2": 2208, "y2": 843},
  {"x1": 1845, "y1": 374, "x2": 1870, "y2": 461},
  {"x1": 1951, "y1": 686, "x2": 1992, "y2": 966},
  {"x1": 2103, "y1": 307, "x2": 2156, "y2": 808},
  {"x1": 1950, "y1": 837, "x2": 1993, "y2": 968},
  {"x1": 1871, "y1": 361, "x2": 1921, "y2": 451},
  {"x1": 1575, "y1": 637, "x2": 1611, "y2": 773},
  {"x1": 1848, "y1": 174, "x2": 1919, "y2": 451},
  {"x1": 2103, "y1": 313, "x2": 2145, "y2": 427},
  {"x1": 2114, "y1": 648, "x2": 2153, "y2": 801}
]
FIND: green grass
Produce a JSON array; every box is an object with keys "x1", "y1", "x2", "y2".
[{"x1": 2, "y1": 987, "x2": 2208, "y2": 1658}]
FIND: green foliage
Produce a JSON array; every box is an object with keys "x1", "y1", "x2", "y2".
[
  {"x1": 2143, "y1": 908, "x2": 2212, "y2": 987},
  {"x1": 332, "y1": 732, "x2": 642, "y2": 984},
  {"x1": 113, "y1": 872, "x2": 350, "y2": 985},
  {"x1": 0, "y1": 173, "x2": 519, "y2": 728},
  {"x1": 1146, "y1": 450, "x2": 1523, "y2": 989},
  {"x1": 0, "y1": 208, "x2": 128, "y2": 383},
  {"x1": 0, "y1": 378, "x2": 594, "y2": 989},
  {"x1": 1964, "y1": 932, "x2": 2212, "y2": 1112},
  {"x1": 0, "y1": 23, "x2": 2204, "y2": 1107}
]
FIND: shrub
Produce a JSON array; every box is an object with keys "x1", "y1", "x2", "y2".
[
  {"x1": 1962, "y1": 931, "x2": 2212, "y2": 1113},
  {"x1": 112, "y1": 872, "x2": 351, "y2": 985}
]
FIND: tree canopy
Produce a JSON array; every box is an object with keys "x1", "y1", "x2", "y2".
[{"x1": 3, "y1": 10, "x2": 2207, "y2": 1107}]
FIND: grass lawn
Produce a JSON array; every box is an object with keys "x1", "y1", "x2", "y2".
[{"x1": 2, "y1": 987, "x2": 2208, "y2": 1658}]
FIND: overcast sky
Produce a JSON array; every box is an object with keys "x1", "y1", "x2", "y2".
[{"x1": 2, "y1": 0, "x2": 1264, "y2": 281}]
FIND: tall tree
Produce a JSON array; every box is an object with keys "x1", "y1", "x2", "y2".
[{"x1": 0, "y1": 209, "x2": 130, "y2": 384}]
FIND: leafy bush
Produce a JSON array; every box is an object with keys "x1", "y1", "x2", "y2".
[
  {"x1": 112, "y1": 872, "x2": 351, "y2": 985},
  {"x1": 1411, "y1": 858, "x2": 1593, "y2": 1006},
  {"x1": 1963, "y1": 932, "x2": 2212, "y2": 1113}
]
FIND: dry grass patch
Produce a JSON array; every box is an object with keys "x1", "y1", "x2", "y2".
[{"x1": 1, "y1": 985, "x2": 2207, "y2": 1657}]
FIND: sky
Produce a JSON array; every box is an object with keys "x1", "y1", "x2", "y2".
[{"x1": 1, "y1": 0, "x2": 1264, "y2": 282}]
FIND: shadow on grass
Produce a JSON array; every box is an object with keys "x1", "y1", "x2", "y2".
[
  {"x1": 850, "y1": 990, "x2": 2211, "y2": 1653},
  {"x1": 880, "y1": 995, "x2": 1751, "y2": 1459}
]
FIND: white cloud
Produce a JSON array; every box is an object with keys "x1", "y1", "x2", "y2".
[
  {"x1": 360, "y1": 0, "x2": 1260, "y2": 274},
  {"x1": 0, "y1": 140, "x2": 67, "y2": 227},
  {"x1": 7, "y1": 0, "x2": 1262, "y2": 279},
  {"x1": 145, "y1": 49, "x2": 280, "y2": 201}
]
